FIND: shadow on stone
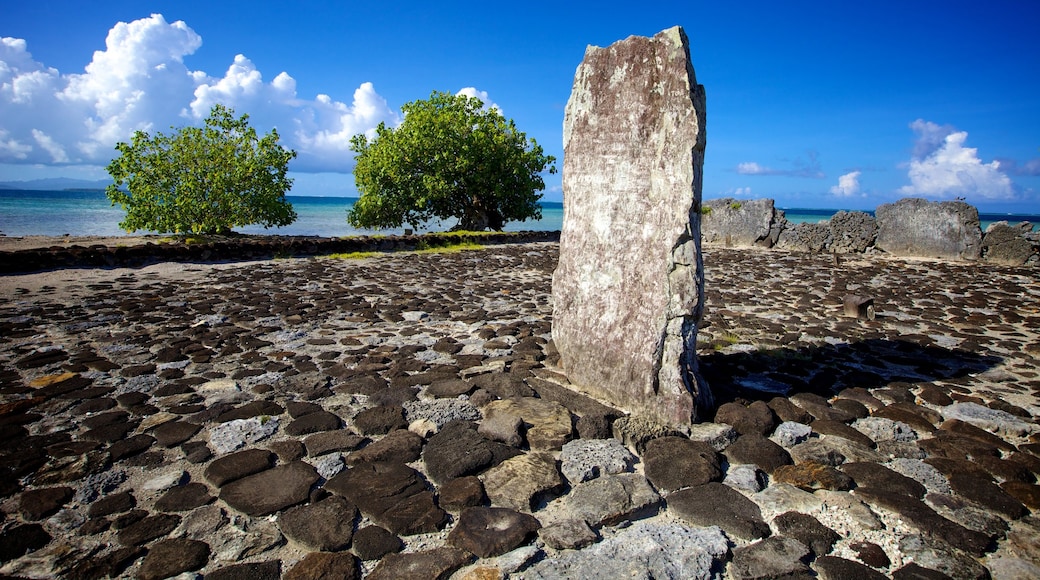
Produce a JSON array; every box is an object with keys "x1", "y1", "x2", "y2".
[{"x1": 701, "y1": 338, "x2": 1002, "y2": 404}]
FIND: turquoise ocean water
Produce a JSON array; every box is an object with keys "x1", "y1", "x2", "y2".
[{"x1": 1, "y1": 189, "x2": 1036, "y2": 238}]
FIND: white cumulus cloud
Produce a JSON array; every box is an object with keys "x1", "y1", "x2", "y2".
[
  {"x1": 0, "y1": 13, "x2": 404, "y2": 173},
  {"x1": 829, "y1": 171, "x2": 861, "y2": 197},
  {"x1": 456, "y1": 87, "x2": 501, "y2": 114},
  {"x1": 900, "y1": 119, "x2": 1013, "y2": 200}
]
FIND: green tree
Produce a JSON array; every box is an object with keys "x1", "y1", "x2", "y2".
[
  {"x1": 348, "y1": 91, "x2": 556, "y2": 231},
  {"x1": 106, "y1": 104, "x2": 298, "y2": 235}
]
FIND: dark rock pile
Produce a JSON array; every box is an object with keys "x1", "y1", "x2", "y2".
[
  {"x1": 0, "y1": 243, "x2": 1038, "y2": 578},
  {"x1": 703, "y1": 196, "x2": 1039, "y2": 266}
]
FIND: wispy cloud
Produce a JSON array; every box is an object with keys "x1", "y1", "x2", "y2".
[
  {"x1": 0, "y1": 14, "x2": 492, "y2": 173},
  {"x1": 829, "y1": 170, "x2": 862, "y2": 197},
  {"x1": 995, "y1": 157, "x2": 1040, "y2": 176},
  {"x1": 735, "y1": 151, "x2": 824, "y2": 178},
  {"x1": 900, "y1": 119, "x2": 1013, "y2": 200}
]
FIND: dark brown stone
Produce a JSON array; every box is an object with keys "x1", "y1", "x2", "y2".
[
  {"x1": 326, "y1": 461, "x2": 447, "y2": 535},
  {"x1": 438, "y1": 476, "x2": 486, "y2": 512},
  {"x1": 668, "y1": 482, "x2": 769, "y2": 540},
  {"x1": 204, "y1": 448, "x2": 274, "y2": 486},
  {"x1": 152, "y1": 421, "x2": 201, "y2": 447},
  {"x1": 219, "y1": 461, "x2": 319, "y2": 516},
  {"x1": 947, "y1": 470, "x2": 1027, "y2": 519},
  {"x1": 643, "y1": 436, "x2": 721, "y2": 492},
  {"x1": 448, "y1": 507, "x2": 541, "y2": 559},
  {"x1": 18, "y1": 486, "x2": 73, "y2": 520},
  {"x1": 811, "y1": 419, "x2": 877, "y2": 449},
  {"x1": 137, "y1": 538, "x2": 209, "y2": 580},
  {"x1": 353, "y1": 405, "x2": 407, "y2": 435},
  {"x1": 848, "y1": 540, "x2": 891, "y2": 569},
  {"x1": 346, "y1": 429, "x2": 422, "y2": 465},
  {"x1": 773, "y1": 511, "x2": 840, "y2": 556},
  {"x1": 815, "y1": 556, "x2": 888, "y2": 580},
  {"x1": 0, "y1": 523, "x2": 51, "y2": 561},
  {"x1": 351, "y1": 526, "x2": 402, "y2": 561},
  {"x1": 285, "y1": 410, "x2": 342, "y2": 436},
  {"x1": 714, "y1": 401, "x2": 777, "y2": 436},
  {"x1": 205, "y1": 561, "x2": 282, "y2": 580},
  {"x1": 284, "y1": 552, "x2": 360, "y2": 580},
  {"x1": 723, "y1": 433, "x2": 792, "y2": 475},
  {"x1": 853, "y1": 487, "x2": 990, "y2": 556},
  {"x1": 840, "y1": 462, "x2": 926, "y2": 499},
  {"x1": 88, "y1": 490, "x2": 136, "y2": 517},
  {"x1": 154, "y1": 482, "x2": 214, "y2": 512},
  {"x1": 304, "y1": 430, "x2": 367, "y2": 456},
  {"x1": 366, "y1": 547, "x2": 471, "y2": 580},
  {"x1": 278, "y1": 495, "x2": 358, "y2": 551},
  {"x1": 117, "y1": 513, "x2": 181, "y2": 546}
]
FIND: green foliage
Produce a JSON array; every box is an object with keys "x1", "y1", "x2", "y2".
[
  {"x1": 699, "y1": 206, "x2": 713, "y2": 215},
  {"x1": 348, "y1": 91, "x2": 556, "y2": 231},
  {"x1": 729, "y1": 202, "x2": 743, "y2": 211},
  {"x1": 106, "y1": 104, "x2": 298, "y2": 235}
]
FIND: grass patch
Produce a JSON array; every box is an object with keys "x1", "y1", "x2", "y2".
[
  {"x1": 326, "y1": 251, "x2": 382, "y2": 260},
  {"x1": 413, "y1": 241, "x2": 484, "y2": 254},
  {"x1": 699, "y1": 206, "x2": 713, "y2": 215},
  {"x1": 729, "y1": 202, "x2": 743, "y2": 211}
]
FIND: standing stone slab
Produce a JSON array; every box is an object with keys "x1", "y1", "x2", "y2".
[
  {"x1": 552, "y1": 26, "x2": 710, "y2": 430},
  {"x1": 875, "y1": 198, "x2": 982, "y2": 260}
]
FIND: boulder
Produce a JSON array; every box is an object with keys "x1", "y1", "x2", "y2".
[
  {"x1": 829, "y1": 210, "x2": 878, "y2": 253},
  {"x1": 776, "y1": 221, "x2": 832, "y2": 253},
  {"x1": 875, "y1": 198, "x2": 982, "y2": 260},
  {"x1": 982, "y1": 221, "x2": 1036, "y2": 265},
  {"x1": 702, "y1": 198, "x2": 783, "y2": 247},
  {"x1": 552, "y1": 25, "x2": 711, "y2": 431}
]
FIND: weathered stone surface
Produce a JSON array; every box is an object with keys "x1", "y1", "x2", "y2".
[
  {"x1": 480, "y1": 452, "x2": 563, "y2": 512},
  {"x1": 345, "y1": 429, "x2": 422, "y2": 465},
  {"x1": 729, "y1": 536, "x2": 811, "y2": 580},
  {"x1": 538, "y1": 518, "x2": 598, "y2": 551},
  {"x1": 773, "y1": 461, "x2": 853, "y2": 492},
  {"x1": 351, "y1": 525, "x2": 402, "y2": 561},
  {"x1": 814, "y1": 556, "x2": 888, "y2": 580},
  {"x1": 875, "y1": 198, "x2": 982, "y2": 260},
  {"x1": 853, "y1": 487, "x2": 990, "y2": 556},
  {"x1": 206, "y1": 561, "x2": 282, "y2": 580},
  {"x1": 776, "y1": 221, "x2": 833, "y2": 253},
  {"x1": 643, "y1": 436, "x2": 721, "y2": 492},
  {"x1": 982, "y1": 221, "x2": 1036, "y2": 265},
  {"x1": 219, "y1": 461, "x2": 319, "y2": 516},
  {"x1": 366, "y1": 547, "x2": 471, "y2": 580},
  {"x1": 840, "y1": 462, "x2": 926, "y2": 499},
  {"x1": 283, "y1": 552, "x2": 360, "y2": 580},
  {"x1": 18, "y1": 486, "x2": 73, "y2": 520},
  {"x1": 668, "y1": 482, "x2": 769, "y2": 540},
  {"x1": 154, "y1": 482, "x2": 214, "y2": 511},
  {"x1": 940, "y1": 402, "x2": 1034, "y2": 438},
  {"x1": 723, "y1": 433, "x2": 792, "y2": 475},
  {"x1": 204, "y1": 448, "x2": 274, "y2": 487},
  {"x1": 438, "y1": 476, "x2": 487, "y2": 512},
  {"x1": 714, "y1": 401, "x2": 777, "y2": 436},
  {"x1": 423, "y1": 421, "x2": 512, "y2": 484},
  {"x1": 773, "y1": 511, "x2": 840, "y2": 556},
  {"x1": 551, "y1": 26, "x2": 710, "y2": 430},
  {"x1": 548, "y1": 473, "x2": 661, "y2": 528},
  {"x1": 702, "y1": 198, "x2": 783, "y2": 248},
  {"x1": 137, "y1": 538, "x2": 210, "y2": 580},
  {"x1": 559, "y1": 437, "x2": 634, "y2": 484},
  {"x1": 524, "y1": 522, "x2": 728, "y2": 580},
  {"x1": 325, "y1": 461, "x2": 447, "y2": 535},
  {"x1": 481, "y1": 397, "x2": 573, "y2": 450},
  {"x1": 0, "y1": 523, "x2": 51, "y2": 561},
  {"x1": 829, "y1": 210, "x2": 878, "y2": 253},
  {"x1": 117, "y1": 513, "x2": 181, "y2": 546},
  {"x1": 447, "y1": 507, "x2": 541, "y2": 558},
  {"x1": 278, "y1": 495, "x2": 357, "y2": 551}
]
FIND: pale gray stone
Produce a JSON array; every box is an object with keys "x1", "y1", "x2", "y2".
[
  {"x1": 853, "y1": 417, "x2": 917, "y2": 442},
  {"x1": 523, "y1": 522, "x2": 728, "y2": 580},
  {"x1": 886, "y1": 458, "x2": 952, "y2": 494},
  {"x1": 875, "y1": 198, "x2": 982, "y2": 260},
  {"x1": 829, "y1": 210, "x2": 878, "y2": 253},
  {"x1": 559, "y1": 438, "x2": 635, "y2": 484},
  {"x1": 480, "y1": 452, "x2": 563, "y2": 512},
  {"x1": 723, "y1": 464, "x2": 767, "y2": 493},
  {"x1": 552, "y1": 26, "x2": 711, "y2": 430},
  {"x1": 548, "y1": 473, "x2": 661, "y2": 528},
  {"x1": 688, "y1": 422, "x2": 738, "y2": 452},
  {"x1": 771, "y1": 421, "x2": 812, "y2": 448},
  {"x1": 209, "y1": 417, "x2": 280, "y2": 454},
  {"x1": 940, "y1": 402, "x2": 1034, "y2": 438},
  {"x1": 702, "y1": 198, "x2": 783, "y2": 247}
]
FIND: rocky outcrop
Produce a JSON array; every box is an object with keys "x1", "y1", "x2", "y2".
[
  {"x1": 828, "y1": 210, "x2": 878, "y2": 253},
  {"x1": 875, "y1": 198, "x2": 982, "y2": 260},
  {"x1": 982, "y1": 221, "x2": 1038, "y2": 266},
  {"x1": 776, "y1": 222, "x2": 832, "y2": 253},
  {"x1": 701, "y1": 198, "x2": 785, "y2": 247},
  {"x1": 552, "y1": 26, "x2": 711, "y2": 430}
]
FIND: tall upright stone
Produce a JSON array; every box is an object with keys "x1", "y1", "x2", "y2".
[{"x1": 551, "y1": 26, "x2": 710, "y2": 430}]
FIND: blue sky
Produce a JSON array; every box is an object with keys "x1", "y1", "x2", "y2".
[{"x1": 2, "y1": 1, "x2": 1039, "y2": 212}]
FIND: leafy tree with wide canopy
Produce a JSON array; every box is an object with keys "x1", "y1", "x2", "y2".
[
  {"x1": 106, "y1": 104, "x2": 297, "y2": 235},
  {"x1": 348, "y1": 91, "x2": 556, "y2": 231}
]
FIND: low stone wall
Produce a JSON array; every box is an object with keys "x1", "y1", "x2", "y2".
[
  {"x1": 704, "y1": 197, "x2": 1038, "y2": 266},
  {"x1": 0, "y1": 231, "x2": 562, "y2": 274}
]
